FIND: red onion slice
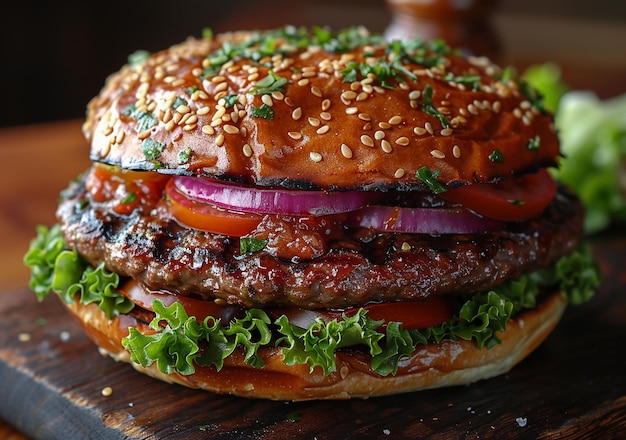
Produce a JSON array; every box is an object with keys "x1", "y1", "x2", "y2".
[
  {"x1": 172, "y1": 176, "x2": 382, "y2": 216},
  {"x1": 347, "y1": 205, "x2": 506, "y2": 234}
]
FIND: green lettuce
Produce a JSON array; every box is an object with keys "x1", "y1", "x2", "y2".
[
  {"x1": 523, "y1": 63, "x2": 626, "y2": 234},
  {"x1": 24, "y1": 225, "x2": 600, "y2": 378},
  {"x1": 23, "y1": 225, "x2": 133, "y2": 319}
]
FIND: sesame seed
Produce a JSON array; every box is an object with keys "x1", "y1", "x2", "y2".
[
  {"x1": 178, "y1": 113, "x2": 191, "y2": 126},
  {"x1": 409, "y1": 90, "x2": 421, "y2": 100},
  {"x1": 302, "y1": 70, "x2": 317, "y2": 78},
  {"x1": 212, "y1": 106, "x2": 226, "y2": 121},
  {"x1": 401, "y1": 241, "x2": 411, "y2": 251},
  {"x1": 394, "y1": 168, "x2": 405, "y2": 178},
  {"x1": 424, "y1": 122, "x2": 434, "y2": 134},
  {"x1": 355, "y1": 92, "x2": 368, "y2": 102},
  {"x1": 172, "y1": 78, "x2": 185, "y2": 87},
  {"x1": 240, "y1": 126, "x2": 248, "y2": 137},
  {"x1": 440, "y1": 128, "x2": 453, "y2": 136},
  {"x1": 137, "y1": 130, "x2": 151, "y2": 140},
  {"x1": 297, "y1": 78, "x2": 309, "y2": 86},
  {"x1": 243, "y1": 144, "x2": 253, "y2": 157},
  {"x1": 374, "y1": 130, "x2": 385, "y2": 140},
  {"x1": 453, "y1": 145, "x2": 461, "y2": 158},
  {"x1": 513, "y1": 108, "x2": 522, "y2": 118},
  {"x1": 308, "y1": 117, "x2": 321, "y2": 127},
  {"x1": 271, "y1": 91, "x2": 284, "y2": 101},
  {"x1": 223, "y1": 124, "x2": 239, "y2": 134},
  {"x1": 358, "y1": 113, "x2": 371, "y2": 121},
  {"x1": 288, "y1": 131, "x2": 302, "y2": 140},
  {"x1": 247, "y1": 72, "x2": 260, "y2": 82},
  {"x1": 215, "y1": 82, "x2": 228, "y2": 93},
  {"x1": 316, "y1": 125, "x2": 330, "y2": 135},
  {"x1": 292, "y1": 107, "x2": 302, "y2": 120},
  {"x1": 320, "y1": 112, "x2": 332, "y2": 121},
  {"x1": 197, "y1": 106, "x2": 210, "y2": 116},
  {"x1": 414, "y1": 127, "x2": 427, "y2": 136},
  {"x1": 310, "y1": 152, "x2": 323, "y2": 162},
  {"x1": 362, "y1": 84, "x2": 373, "y2": 94},
  {"x1": 378, "y1": 122, "x2": 391, "y2": 130},
  {"x1": 103, "y1": 126, "x2": 113, "y2": 136},
  {"x1": 522, "y1": 115, "x2": 532, "y2": 125},
  {"x1": 520, "y1": 100, "x2": 531, "y2": 109},
  {"x1": 430, "y1": 149, "x2": 445, "y2": 158},
  {"x1": 101, "y1": 387, "x2": 113, "y2": 397},
  {"x1": 18, "y1": 332, "x2": 31, "y2": 342},
  {"x1": 322, "y1": 99, "x2": 331, "y2": 111},
  {"x1": 381, "y1": 139, "x2": 392, "y2": 153},
  {"x1": 345, "y1": 107, "x2": 358, "y2": 115},
  {"x1": 165, "y1": 120, "x2": 176, "y2": 132},
  {"x1": 341, "y1": 143, "x2": 353, "y2": 158},
  {"x1": 210, "y1": 118, "x2": 223, "y2": 127},
  {"x1": 492, "y1": 101, "x2": 502, "y2": 113},
  {"x1": 467, "y1": 104, "x2": 480, "y2": 115},
  {"x1": 261, "y1": 95, "x2": 274, "y2": 107},
  {"x1": 360, "y1": 134, "x2": 374, "y2": 147},
  {"x1": 183, "y1": 123, "x2": 196, "y2": 131},
  {"x1": 311, "y1": 86, "x2": 322, "y2": 97},
  {"x1": 115, "y1": 131, "x2": 125, "y2": 144},
  {"x1": 215, "y1": 133, "x2": 225, "y2": 146},
  {"x1": 388, "y1": 115, "x2": 402, "y2": 125},
  {"x1": 395, "y1": 136, "x2": 409, "y2": 146},
  {"x1": 341, "y1": 90, "x2": 357, "y2": 101}
]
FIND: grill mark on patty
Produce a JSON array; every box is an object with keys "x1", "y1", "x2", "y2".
[{"x1": 56, "y1": 179, "x2": 584, "y2": 309}]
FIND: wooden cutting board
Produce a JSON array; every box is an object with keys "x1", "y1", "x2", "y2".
[{"x1": 1, "y1": 232, "x2": 625, "y2": 439}]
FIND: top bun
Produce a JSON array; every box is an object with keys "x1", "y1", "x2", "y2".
[{"x1": 83, "y1": 26, "x2": 558, "y2": 190}]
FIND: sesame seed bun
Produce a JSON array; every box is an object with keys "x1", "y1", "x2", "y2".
[
  {"x1": 63, "y1": 290, "x2": 567, "y2": 401},
  {"x1": 83, "y1": 28, "x2": 559, "y2": 190}
]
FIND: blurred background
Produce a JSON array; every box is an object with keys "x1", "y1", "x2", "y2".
[{"x1": 1, "y1": 0, "x2": 625, "y2": 128}]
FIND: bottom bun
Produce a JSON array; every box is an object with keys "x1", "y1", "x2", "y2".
[{"x1": 64, "y1": 291, "x2": 567, "y2": 401}]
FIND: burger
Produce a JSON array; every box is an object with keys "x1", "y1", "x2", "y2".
[{"x1": 25, "y1": 26, "x2": 600, "y2": 400}]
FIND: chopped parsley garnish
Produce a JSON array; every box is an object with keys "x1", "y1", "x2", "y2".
[
  {"x1": 249, "y1": 104, "x2": 274, "y2": 120},
  {"x1": 508, "y1": 199, "x2": 526, "y2": 206},
  {"x1": 142, "y1": 138, "x2": 166, "y2": 160},
  {"x1": 489, "y1": 149, "x2": 504, "y2": 163},
  {"x1": 185, "y1": 85, "x2": 199, "y2": 96},
  {"x1": 122, "y1": 104, "x2": 158, "y2": 133},
  {"x1": 416, "y1": 166, "x2": 447, "y2": 194},
  {"x1": 421, "y1": 84, "x2": 449, "y2": 128},
  {"x1": 121, "y1": 192, "x2": 136, "y2": 205},
  {"x1": 172, "y1": 96, "x2": 188, "y2": 109},
  {"x1": 223, "y1": 94, "x2": 239, "y2": 108},
  {"x1": 127, "y1": 50, "x2": 150, "y2": 67},
  {"x1": 240, "y1": 237, "x2": 268, "y2": 254},
  {"x1": 178, "y1": 147, "x2": 192, "y2": 164},
  {"x1": 443, "y1": 72, "x2": 481, "y2": 91},
  {"x1": 251, "y1": 71, "x2": 288, "y2": 95},
  {"x1": 527, "y1": 135, "x2": 541, "y2": 151}
]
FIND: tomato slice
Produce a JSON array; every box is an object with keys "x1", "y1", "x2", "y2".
[
  {"x1": 440, "y1": 169, "x2": 557, "y2": 221},
  {"x1": 166, "y1": 179, "x2": 263, "y2": 236}
]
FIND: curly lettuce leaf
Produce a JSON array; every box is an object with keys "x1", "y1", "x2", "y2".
[
  {"x1": 122, "y1": 300, "x2": 273, "y2": 374},
  {"x1": 26, "y1": 225, "x2": 600, "y2": 378},
  {"x1": 554, "y1": 91, "x2": 626, "y2": 234},
  {"x1": 23, "y1": 225, "x2": 133, "y2": 319}
]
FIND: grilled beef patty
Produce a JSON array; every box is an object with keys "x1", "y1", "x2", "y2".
[{"x1": 57, "y1": 174, "x2": 583, "y2": 309}]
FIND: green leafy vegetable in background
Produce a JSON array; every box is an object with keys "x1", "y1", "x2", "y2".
[{"x1": 523, "y1": 63, "x2": 626, "y2": 234}]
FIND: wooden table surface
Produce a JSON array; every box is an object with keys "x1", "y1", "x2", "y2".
[{"x1": 1, "y1": 7, "x2": 625, "y2": 440}]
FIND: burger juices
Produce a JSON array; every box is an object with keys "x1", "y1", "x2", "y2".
[{"x1": 25, "y1": 26, "x2": 600, "y2": 400}]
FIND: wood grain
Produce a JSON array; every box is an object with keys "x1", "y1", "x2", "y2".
[{"x1": 1, "y1": 232, "x2": 623, "y2": 439}]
